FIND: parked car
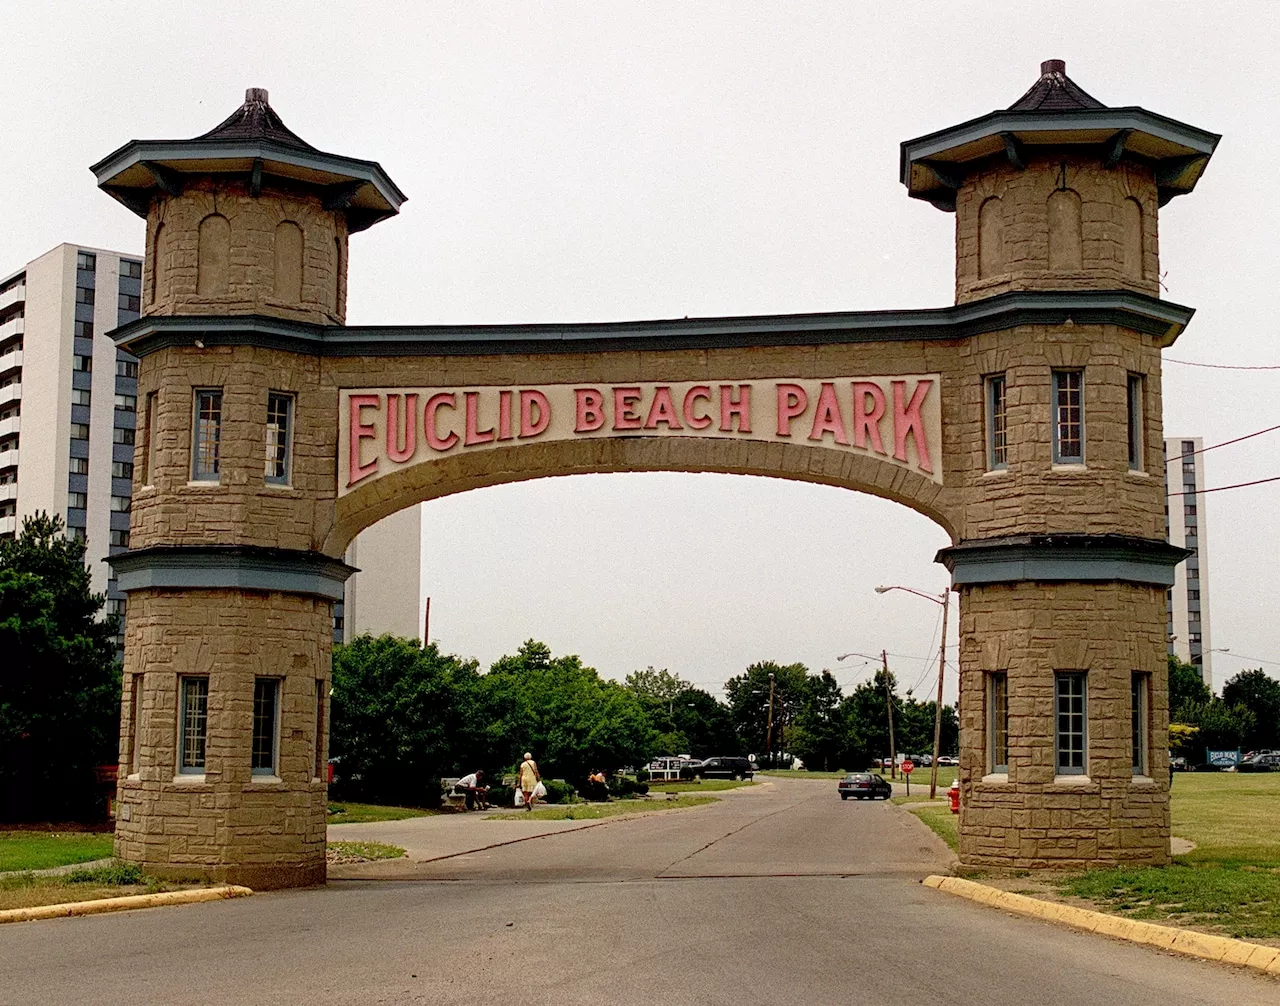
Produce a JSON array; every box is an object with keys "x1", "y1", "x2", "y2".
[
  {"x1": 683, "y1": 756, "x2": 755, "y2": 780},
  {"x1": 1169, "y1": 755, "x2": 1189, "y2": 772},
  {"x1": 837, "y1": 773, "x2": 893, "y2": 800},
  {"x1": 1235, "y1": 753, "x2": 1280, "y2": 773},
  {"x1": 936, "y1": 755, "x2": 958, "y2": 767}
]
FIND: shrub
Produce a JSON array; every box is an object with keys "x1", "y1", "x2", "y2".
[
  {"x1": 636, "y1": 769, "x2": 651, "y2": 782},
  {"x1": 608, "y1": 776, "x2": 649, "y2": 798},
  {"x1": 542, "y1": 779, "x2": 576, "y2": 804},
  {"x1": 65, "y1": 862, "x2": 145, "y2": 885}
]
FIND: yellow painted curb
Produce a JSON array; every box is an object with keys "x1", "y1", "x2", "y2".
[
  {"x1": 922, "y1": 876, "x2": 1280, "y2": 976},
  {"x1": 0, "y1": 885, "x2": 253, "y2": 925}
]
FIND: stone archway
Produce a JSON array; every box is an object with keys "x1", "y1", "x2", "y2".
[{"x1": 96, "y1": 61, "x2": 1217, "y2": 887}]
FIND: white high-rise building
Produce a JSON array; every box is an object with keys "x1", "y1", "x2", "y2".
[
  {"x1": 1165, "y1": 436, "x2": 1212, "y2": 686},
  {"x1": 0, "y1": 244, "x2": 143, "y2": 636},
  {"x1": 1, "y1": 243, "x2": 419, "y2": 648}
]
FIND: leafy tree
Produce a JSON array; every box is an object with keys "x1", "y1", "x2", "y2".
[
  {"x1": 1168, "y1": 654, "x2": 1211, "y2": 718},
  {"x1": 669, "y1": 688, "x2": 740, "y2": 758},
  {"x1": 839, "y1": 667, "x2": 900, "y2": 765},
  {"x1": 789, "y1": 670, "x2": 845, "y2": 771},
  {"x1": 724, "y1": 661, "x2": 808, "y2": 765},
  {"x1": 0, "y1": 513, "x2": 121, "y2": 821},
  {"x1": 624, "y1": 667, "x2": 692, "y2": 710},
  {"x1": 1175, "y1": 698, "x2": 1256, "y2": 754},
  {"x1": 330, "y1": 634, "x2": 477, "y2": 806},
  {"x1": 1222, "y1": 669, "x2": 1280, "y2": 750}
]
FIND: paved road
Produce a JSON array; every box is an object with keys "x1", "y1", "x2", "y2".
[{"x1": 2, "y1": 778, "x2": 1276, "y2": 1005}]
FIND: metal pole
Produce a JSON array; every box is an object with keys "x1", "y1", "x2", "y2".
[
  {"x1": 765, "y1": 672, "x2": 776, "y2": 768},
  {"x1": 929, "y1": 589, "x2": 949, "y2": 800},
  {"x1": 883, "y1": 650, "x2": 897, "y2": 780},
  {"x1": 423, "y1": 596, "x2": 431, "y2": 646}
]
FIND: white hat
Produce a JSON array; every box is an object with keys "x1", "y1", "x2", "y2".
[{"x1": 523, "y1": 752, "x2": 532, "y2": 760}]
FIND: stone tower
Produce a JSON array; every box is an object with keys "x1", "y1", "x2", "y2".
[
  {"x1": 93, "y1": 90, "x2": 404, "y2": 887},
  {"x1": 902, "y1": 60, "x2": 1218, "y2": 867}
]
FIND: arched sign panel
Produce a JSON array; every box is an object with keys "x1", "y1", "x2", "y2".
[{"x1": 339, "y1": 375, "x2": 942, "y2": 494}]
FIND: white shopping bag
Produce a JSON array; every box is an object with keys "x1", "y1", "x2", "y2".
[
  {"x1": 514, "y1": 787, "x2": 525, "y2": 807},
  {"x1": 533, "y1": 781, "x2": 547, "y2": 799}
]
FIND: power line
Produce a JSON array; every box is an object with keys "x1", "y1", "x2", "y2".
[
  {"x1": 1171, "y1": 424, "x2": 1280, "y2": 461},
  {"x1": 1167, "y1": 475, "x2": 1280, "y2": 497},
  {"x1": 1165, "y1": 358, "x2": 1280, "y2": 371},
  {"x1": 1213, "y1": 651, "x2": 1280, "y2": 668}
]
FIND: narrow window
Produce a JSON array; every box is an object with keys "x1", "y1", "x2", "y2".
[
  {"x1": 110, "y1": 528, "x2": 130, "y2": 548},
  {"x1": 115, "y1": 393, "x2": 137, "y2": 412},
  {"x1": 143, "y1": 391, "x2": 157, "y2": 485},
  {"x1": 71, "y1": 423, "x2": 90, "y2": 442},
  {"x1": 1052, "y1": 369, "x2": 1084, "y2": 464},
  {"x1": 192, "y1": 389, "x2": 222, "y2": 481},
  {"x1": 252, "y1": 678, "x2": 280, "y2": 776},
  {"x1": 77, "y1": 251, "x2": 97, "y2": 272},
  {"x1": 1047, "y1": 188, "x2": 1083, "y2": 271},
  {"x1": 264, "y1": 392, "x2": 293, "y2": 485},
  {"x1": 117, "y1": 359, "x2": 139, "y2": 379},
  {"x1": 67, "y1": 491, "x2": 88, "y2": 510},
  {"x1": 986, "y1": 374, "x2": 1008, "y2": 470},
  {"x1": 1055, "y1": 672, "x2": 1087, "y2": 776},
  {"x1": 273, "y1": 222, "x2": 304, "y2": 302},
  {"x1": 109, "y1": 495, "x2": 130, "y2": 513},
  {"x1": 1131, "y1": 673, "x2": 1148, "y2": 776},
  {"x1": 314, "y1": 679, "x2": 325, "y2": 780},
  {"x1": 1127, "y1": 374, "x2": 1144, "y2": 471},
  {"x1": 978, "y1": 197, "x2": 1005, "y2": 279},
  {"x1": 128, "y1": 674, "x2": 141, "y2": 775},
  {"x1": 989, "y1": 672, "x2": 1009, "y2": 774},
  {"x1": 1121, "y1": 197, "x2": 1144, "y2": 281},
  {"x1": 69, "y1": 456, "x2": 90, "y2": 475},
  {"x1": 113, "y1": 427, "x2": 136, "y2": 445},
  {"x1": 72, "y1": 388, "x2": 92, "y2": 406},
  {"x1": 73, "y1": 355, "x2": 92, "y2": 373},
  {"x1": 112, "y1": 460, "x2": 134, "y2": 479},
  {"x1": 178, "y1": 676, "x2": 209, "y2": 774},
  {"x1": 197, "y1": 214, "x2": 231, "y2": 297},
  {"x1": 150, "y1": 223, "x2": 164, "y2": 305}
]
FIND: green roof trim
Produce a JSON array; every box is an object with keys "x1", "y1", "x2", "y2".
[{"x1": 937, "y1": 533, "x2": 1191, "y2": 588}]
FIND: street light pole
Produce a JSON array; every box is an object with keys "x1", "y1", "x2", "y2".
[
  {"x1": 875, "y1": 584, "x2": 950, "y2": 799},
  {"x1": 882, "y1": 650, "x2": 897, "y2": 781},
  {"x1": 765, "y1": 672, "x2": 776, "y2": 768}
]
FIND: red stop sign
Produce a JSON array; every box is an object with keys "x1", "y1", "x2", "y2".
[{"x1": 901, "y1": 759, "x2": 915, "y2": 774}]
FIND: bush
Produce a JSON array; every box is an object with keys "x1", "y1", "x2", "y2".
[
  {"x1": 542, "y1": 779, "x2": 576, "y2": 804},
  {"x1": 65, "y1": 862, "x2": 145, "y2": 885},
  {"x1": 608, "y1": 776, "x2": 649, "y2": 798},
  {"x1": 636, "y1": 769, "x2": 650, "y2": 782}
]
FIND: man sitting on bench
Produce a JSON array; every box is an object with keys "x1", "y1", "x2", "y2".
[{"x1": 454, "y1": 770, "x2": 489, "y2": 811}]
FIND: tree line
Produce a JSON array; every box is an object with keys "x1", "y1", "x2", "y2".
[
  {"x1": 1168, "y1": 654, "x2": 1280, "y2": 759},
  {"x1": 329, "y1": 636, "x2": 959, "y2": 806}
]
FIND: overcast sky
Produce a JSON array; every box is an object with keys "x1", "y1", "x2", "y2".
[{"x1": 5, "y1": 2, "x2": 1278, "y2": 700}]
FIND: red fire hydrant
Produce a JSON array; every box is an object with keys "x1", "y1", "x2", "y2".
[{"x1": 948, "y1": 779, "x2": 960, "y2": 815}]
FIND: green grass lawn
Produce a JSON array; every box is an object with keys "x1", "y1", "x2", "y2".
[
  {"x1": 326, "y1": 803, "x2": 437, "y2": 825},
  {"x1": 326, "y1": 841, "x2": 406, "y2": 862},
  {"x1": 0, "y1": 831, "x2": 115, "y2": 873},
  {"x1": 907, "y1": 804, "x2": 959, "y2": 851},
  {"x1": 759, "y1": 769, "x2": 848, "y2": 780},
  {"x1": 1055, "y1": 772, "x2": 1280, "y2": 942},
  {"x1": 0, "y1": 862, "x2": 192, "y2": 912},
  {"x1": 487, "y1": 795, "x2": 717, "y2": 821},
  {"x1": 646, "y1": 779, "x2": 754, "y2": 794}
]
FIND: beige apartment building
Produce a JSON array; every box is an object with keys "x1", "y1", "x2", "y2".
[{"x1": 1165, "y1": 436, "x2": 1213, "y2": 686}]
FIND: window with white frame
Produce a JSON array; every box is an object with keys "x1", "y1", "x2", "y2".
[
  {"x1": 1055, "y1": 672, "x2": 1087, "y2": 775},
  {"x1": 989, "y1": 671, "x2": 1009, "y2": 774},
  {"x1": 1051, "y1": 369, "x2": 1084, "y2": 463},
  {"x1": 1131, "y1": 672, "x2": 1149, "y2": 776},
  {"x1": 986, "y1": 374, "x2": 1008, "y2": 470},
  {"x1": 251, "y1": 678, "x2": 280, "y2": 776},
  {"x1": 264, "y1": 392, "x2": 293, "y2": 485},
  {"x1": 178, "y1": 676, "x2": 209, "y2": 774},
  {"x1": 192, "y1": 389, "x2": 222, "y2": 481}
]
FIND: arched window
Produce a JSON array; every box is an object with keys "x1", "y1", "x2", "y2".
[
  {"x1": 274, "y1": 221, "x2": 304, "y2": 302},
  {"x1": 196, "y1": 214, "x2": 231, "y2": 296},
  {"x1": 149, "y1": 222, "x2": 165, "y2": 304},
  {"x1": 1047, "y1": 189, "x2": 1083, "y2": 271},
  {"x1": 1121, "y1": 197, "x2": 1144, "y2": 281},
  {"x1": 978, "y1": 197, "x2": 1005, "y2": 279}
]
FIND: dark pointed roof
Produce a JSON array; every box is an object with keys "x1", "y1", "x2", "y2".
[
  {"x1": 91, "y1": 88, "x2": 405, "y2": 232},
  {"x1": 194, "y1": 88, "x2": 317, "y2": 151},
  {"x1": 1008, "y1": 60, "x2": 1106, "y2": 112},
  {"x1": 900, "y1": 59, "x2": 1219, "y2": 212}
]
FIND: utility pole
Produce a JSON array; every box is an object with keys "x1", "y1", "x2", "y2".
[
  {"x1": 765, "y1": 672, "x2": 776, "y2": 768},
  {"x1": 929, "y1": 589, "x2": 949, "y2": 799},
  {"x1": 423, "y1": 596, "x2": 431, "y2": 647},
  {"x1": 883, "y1": 650, "x2": 897, "y2": 780}
]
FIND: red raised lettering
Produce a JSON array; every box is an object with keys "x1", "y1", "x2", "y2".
[
  {"x1": 385, "y1": 392, "x2": 417, "y2": 463},
  {"x1": 892, "y1": 379, "x2": 933, "y2": 473},
  {"x1": 776, "y1": 383, "x2": 808, "y2": 437},
  {"x1": 498, "y1": 390, "x2": 513, "y2": 440},
  {"x1": 464, "y1": 391, "x2": 495, "y2": 445},
  {"x1": 644, "y1": 386, "x2": 683, "y2": 430},
  {"x1": 520, "y1": 390, "x2": 551, "y2": 437},
  {"x1": 719, "y1": 384, "x2": 751, "y2": 432},
  {"x1": 613, "y1": 387, "x2": 643, "y2": 430},
  {"x1": 425, "y1": 392, "x2": 459, "y2": 452},
  {"x1": 348, "y1": 394, "x2": 380, "y2": 487},
  {"x1": 575, "y1": 388, "x2": 605, "y2": 432},
  {"x1": 807, "y1": 382, "x2": 849, "y2": 445},
  {"x1": 683, "y1": 385, "x2": 713, "y2": 429},
  {"x1": 852, "y1": 382, "x2": 886, "y2": 455}
]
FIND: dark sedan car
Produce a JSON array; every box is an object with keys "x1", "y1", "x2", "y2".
[{"x1": 837, "y1": 773, "x2": 893, "y2": 800}]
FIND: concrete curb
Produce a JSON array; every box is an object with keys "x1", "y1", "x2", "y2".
[
  {"x1": 0, "y1": 885, "x2": 253, "y2": 925},
  {"x1": 923, "y1": 875, "x2": 1280, "y2": 977}
]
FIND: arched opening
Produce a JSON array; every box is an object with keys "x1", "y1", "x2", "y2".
[
  {"x1": 196, "y1": 213, "x2": 231, "y2": 296},
  {"x1": 149, "y1": 222, "x2": 164, "y2": 304},
  {"x1": 1046, "y1": 189, "x2": 1083, "y2": 271},
  {"x1": 1121, "y1": 197, "x2": 1144, "y2": 280},
  {"x1": 977, "y1": 196, "x2": 1005, "y2": 279},
  {"x1": 274, "y1": 221, "x2": 304, "y2": 302}
]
